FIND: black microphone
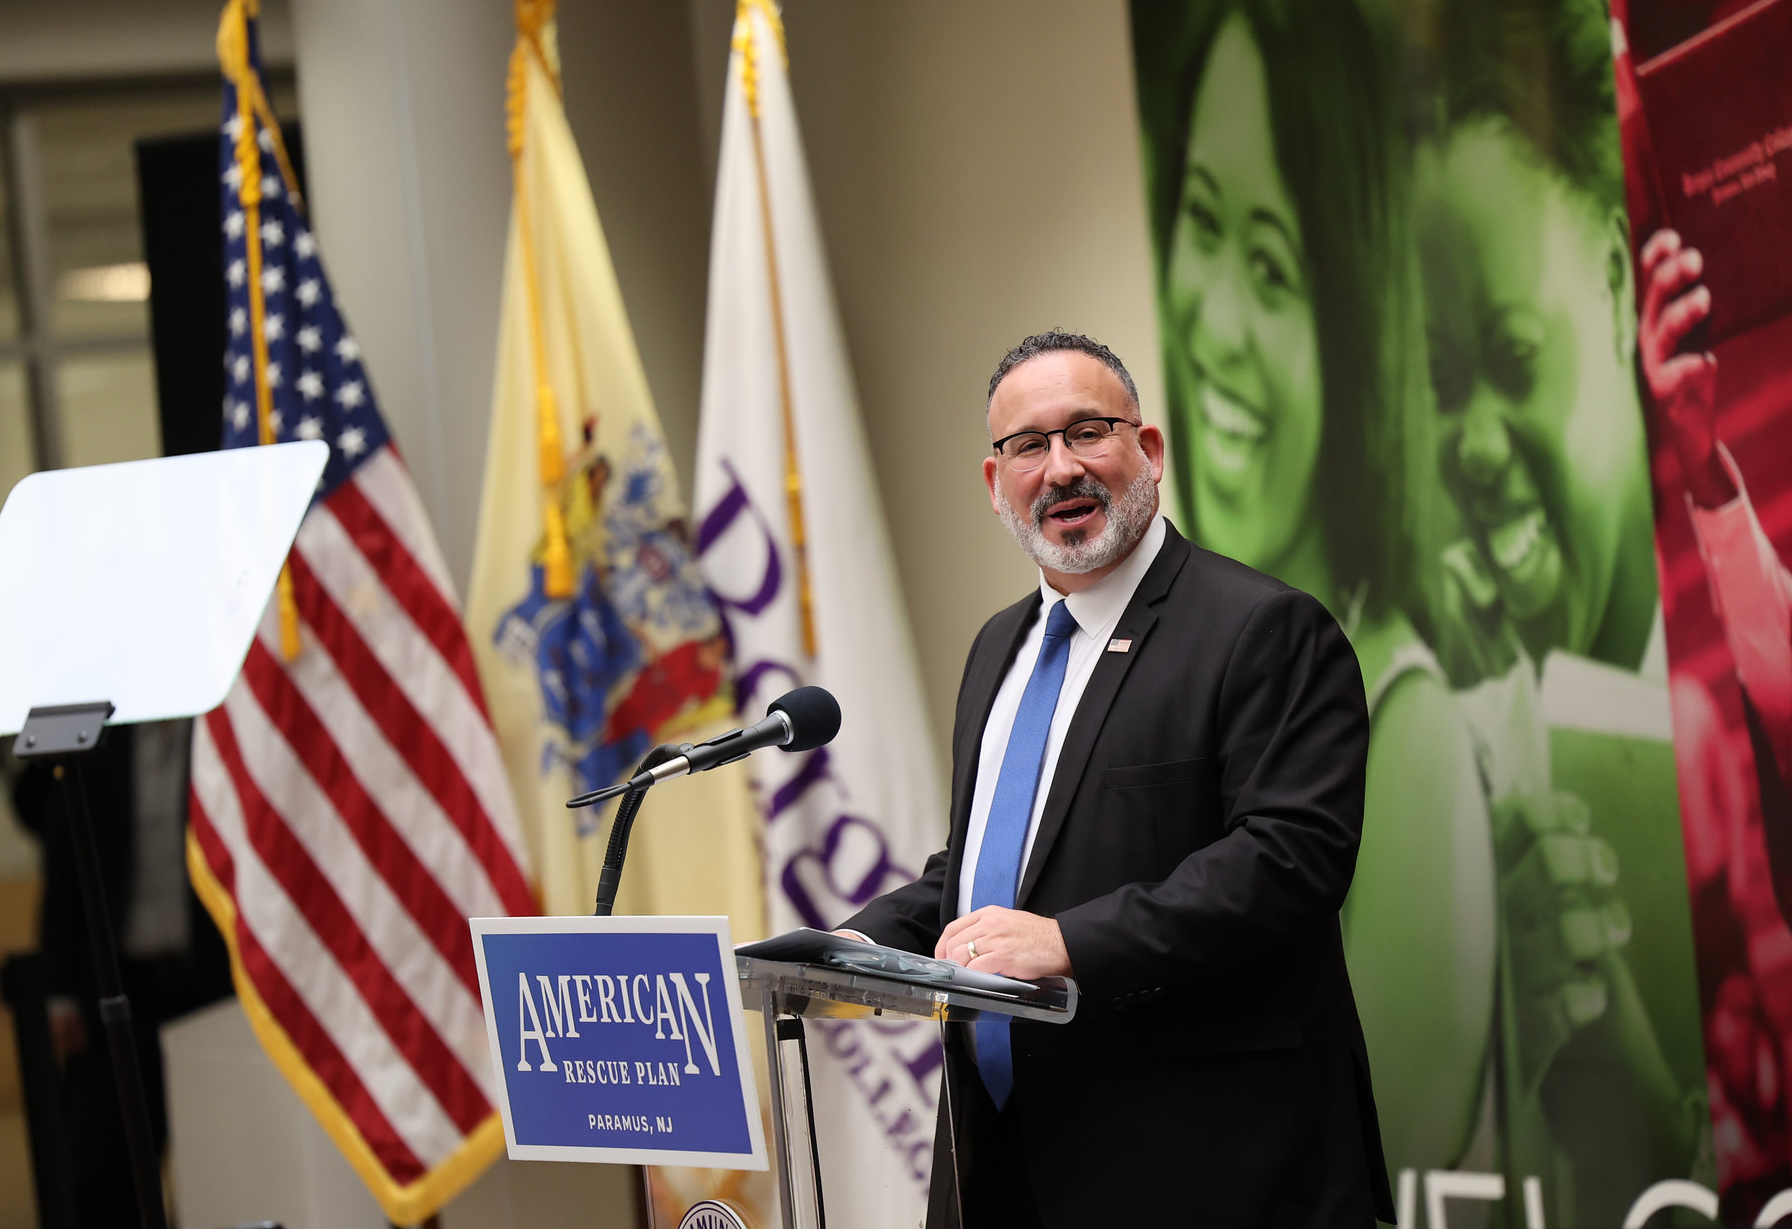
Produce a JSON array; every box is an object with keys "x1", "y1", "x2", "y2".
[{"x1": 565, "y1": 686, "x2": 841, "y2": 808}]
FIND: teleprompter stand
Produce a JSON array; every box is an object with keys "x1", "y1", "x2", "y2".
[
  {"x1": 733, "y1": 954, "x2": 1078, "y2": 1229},
  {"x1": 0, "y1": 441, "x2": 327, "y2": 1229},
  {"x1": 15, "y1": 702, "x2": 165, "y2": 1229}
]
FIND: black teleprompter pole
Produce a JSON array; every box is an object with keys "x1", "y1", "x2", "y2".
[{"x1": 16, "y1": 702, "x2": 167, "y2": 1229}]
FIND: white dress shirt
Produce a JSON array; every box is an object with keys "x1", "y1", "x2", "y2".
[{"x1": 955, "y1": 514, "x2": 1168, "y2": 916}]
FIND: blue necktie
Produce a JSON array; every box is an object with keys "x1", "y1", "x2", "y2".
[{"x1": 969, "y1": 599, "x2": 1079, "y2": 1109}]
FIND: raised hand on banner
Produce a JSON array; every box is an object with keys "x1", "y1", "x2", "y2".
[
  {"x1": 1494, "y1": 788, "x2": 1630, "y2": 1091},
  {"x1": 1639, "y1": 228, "x2": 1737, "y2": 510}
]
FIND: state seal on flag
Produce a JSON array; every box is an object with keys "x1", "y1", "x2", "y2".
[{"x1": 492, "y1": 418, "x2": 731, "y2": 830}]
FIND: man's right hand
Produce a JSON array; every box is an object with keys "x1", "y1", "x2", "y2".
[{"x1": 1639, "y1": 229, "x2": 1736, "y2": 509}]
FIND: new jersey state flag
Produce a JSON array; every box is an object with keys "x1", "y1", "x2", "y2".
[
  {"x1": 466, "y1": 0, "x2": 766, "y2": 930},
  {"x1": 686, "y1": 3, "x2": 950, "y2": 1225}
]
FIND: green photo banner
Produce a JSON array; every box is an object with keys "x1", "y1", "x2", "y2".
[{"x1": 1130, "y1": 0, "x2": 1717, "y2": 1223}]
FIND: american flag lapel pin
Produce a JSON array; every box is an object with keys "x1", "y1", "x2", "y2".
[{"x1": 1107, "y1": 638, "x2": 1132, "y2": 653}]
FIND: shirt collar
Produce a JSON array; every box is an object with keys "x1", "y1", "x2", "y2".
[{"x1": 1037, "y1": 514, "x2": 1167, "y2": 637}]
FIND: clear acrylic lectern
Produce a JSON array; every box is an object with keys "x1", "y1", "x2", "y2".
[{"x1": 734, "y1": 937, "x2": 1078, "y2": 1229}]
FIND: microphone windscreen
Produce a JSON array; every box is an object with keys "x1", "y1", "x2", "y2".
[{"x1": 768, "y1": 686, "x2": 841, "y2": 752}]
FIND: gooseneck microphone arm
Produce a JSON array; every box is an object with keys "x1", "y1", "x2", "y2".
[
  {"x1": 566, "y1": 686, "x2": 840, "y2": 809},
  {"x1": 564, "y1": 713, "x2": 787, "y2": 809},
  {"x1": 578, "y1": 687, "x2": 842, "y2": 916},
  {"x1": 592, "y1": 741, "x2": 685, "y2": 918}
]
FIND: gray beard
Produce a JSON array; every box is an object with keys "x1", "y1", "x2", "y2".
[{"x1": 997, "y1": 464, "x2": 1157, "y2": 576}]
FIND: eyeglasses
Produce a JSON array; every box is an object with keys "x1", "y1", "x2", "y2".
[{"x1": 990, "y1": 417, "x2": 1138, "y2": 471}]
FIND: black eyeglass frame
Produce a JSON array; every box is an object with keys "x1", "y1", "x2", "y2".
[{"x1": 990, "y1": 416, "x2": 1140, "y2": 460}]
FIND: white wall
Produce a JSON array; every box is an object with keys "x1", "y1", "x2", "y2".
[
  {"x1": 768, "y1": 0, "x2": 1170, "y2": 745},
  {"x1": 292, "y1": 0, "x2": 1167, "y2": 755},
  {"x1": 289, "y1": 0, "x2": 512, "y2": 594},
  {"x1": 684, "y1": 0, "x2": 1169, "y2": 745},
  {"x1": 555, "y1": 2, "x2": 716, "y2": 500}
]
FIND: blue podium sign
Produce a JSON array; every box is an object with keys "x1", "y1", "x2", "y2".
[{"x1": 470, "y1": 915, "x2": 766, "y2": 1168}]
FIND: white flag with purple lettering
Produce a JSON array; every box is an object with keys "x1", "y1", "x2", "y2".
[{"x1": 691, "y1": 2, "x2": 948, "y2": 1223}]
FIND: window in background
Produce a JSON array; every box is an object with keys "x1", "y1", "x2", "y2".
[
  {"x1": 33, "y1": 89, "x2": 220, "y2": 467},
  {"x1": 58, "y1": 348, "x2": 158, "y2": 467},
  {"x1": 0, "y1": 163, "x2": 20, "y2": 487},
  {"x1": 0, "y1": 74, "x2": 295, "y2": 478},
  {"x1": 36, "y1": 87, "x2": 216, "y2": 472},
  {"x1": 0, "y1": 362, "x2": 30, "y2": 500},
  {"x1": 0, "y1": 158, "x2": 16, "y2": 343},
  {"x1": 38, "y1": 89, "x2": 218, "y2": 341}
]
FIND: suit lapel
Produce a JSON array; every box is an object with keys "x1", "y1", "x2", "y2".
[
  {"x1": 1017, "y1": 528, "x2": 1191, "y2": 907},
  {"x1": 942, "y1": 593, "x2": 1038, "y2": 920}
]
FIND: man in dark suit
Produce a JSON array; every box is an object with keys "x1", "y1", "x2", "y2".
[{"x1": 840, "y1": 331, "x2": 1393, "y2": 1228}]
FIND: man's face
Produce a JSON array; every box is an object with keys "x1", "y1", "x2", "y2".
[
  {"x1": 1418, "y1": 120, "x2": 1644, "y2": 659},
  {"x1": 983, "y1": 351, "x2": 1164, "y2": 585}
]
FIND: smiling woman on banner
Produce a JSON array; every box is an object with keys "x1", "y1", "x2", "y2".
[{"x1": 1140, "y1": 0, "x2": 1497, "y2": 1171}]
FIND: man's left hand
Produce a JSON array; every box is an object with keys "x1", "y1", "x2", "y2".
[{"x1": 936, "y1": 906, "x2": 1072, "y2": 979}]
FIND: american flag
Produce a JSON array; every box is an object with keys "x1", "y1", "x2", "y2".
[{"x1": 188, "y1": 6, "x2": 536, "y2": 1222}]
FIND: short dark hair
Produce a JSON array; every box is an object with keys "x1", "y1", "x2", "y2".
[
  {"x1": 987, "y1": 330, "x2": 1140, "y2": 413},
  {"x1": 1435, "y1": 0, "x2": 1623, "y2": 215}
]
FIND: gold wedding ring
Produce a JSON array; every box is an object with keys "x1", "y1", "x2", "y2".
[{"x1": 966, "y1": 939, "x2": 979, "y2": 960}]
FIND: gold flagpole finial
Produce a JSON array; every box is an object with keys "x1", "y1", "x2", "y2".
[
  {"x1": 514, "y1": 0, "x2": 554, "y2": 41},
  {"x1": 217, "y1": 0, "x2": 250, "y2": 81}
]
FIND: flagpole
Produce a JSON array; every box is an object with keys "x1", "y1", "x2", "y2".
[
  {"x1": 219, "y1": 0, "x2": 302, "y2": 662},
  {"x1": 737, "y1": 0, "x2": 817, "y2": 659},
  {"x1": 505, "y1": 0, "x2": 575, "y2": 601}
]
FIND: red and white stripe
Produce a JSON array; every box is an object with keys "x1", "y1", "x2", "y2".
[{"x1": 190, "y1": 442, "x2": 534, "y2": 1182}]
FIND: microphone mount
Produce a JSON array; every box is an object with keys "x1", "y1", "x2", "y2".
[{"x1": 573, "y1": 687, "x2": 841, "y2": 916}]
